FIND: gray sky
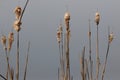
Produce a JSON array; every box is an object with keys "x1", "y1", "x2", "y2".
[{"x1": 0, "y1": 0, "x2": 120, "y2": 80}]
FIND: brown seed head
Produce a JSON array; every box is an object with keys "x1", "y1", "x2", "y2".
[
  {"x1": 8, "y1": 32, "x2": 14, "y2": 52},
  {"x1": 109, "y1": 32, "x2": 114, "y2": 43},
  {"x1": 57, "y1": 29, "x2": 61, "y2": 43},
  {"x1": 1, "y1": 35, "x2": 7, "y2": 49},
  {"x1": 64, "y1": 12, "x2": 70, "y2": 21},
  {"x1": 95, "y1": 12, "x2": 100, "y2": 25},
  {"x1": 13, "y1": 20, "x2": 22, "y2": 32},
  {"x1": 14, "y1": 6, "x2": 22, "y2": 20}
]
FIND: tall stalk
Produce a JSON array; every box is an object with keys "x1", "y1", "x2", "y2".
[
  {"x1": 16, "y1": 32, "x2": 19, "y2": 80},
  {"x1": 96, "y1": 25, "x2": 100, "y2": 80},
  {"x1": 88, "y1": 19, "x2": 92, "y2": 80},
  {"x1": 95, "y1": 12, "x2": 100, "y2": 80},
  {"x1": 61, "y1": 26, "x2": 65, "y2": 80},
  {"x1": 101, "y1": 27, "x2": 113, "y2": 80},
  {"x1": 23, "y1": 42, "x2": 30, "y2": 80},
  {"x1": 80, "y1": 47, "x2": 85, "y2": 80},
  {"x1": 14, "y1": 0, "x2": 29, "y2": 80},
  {"x1": 64, "y1": 12, "x2": 70, "y2": 80}
]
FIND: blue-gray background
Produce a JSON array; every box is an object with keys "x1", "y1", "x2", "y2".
[{"x1": 0, "y1": 0, "x2": 120, "y2": 80}]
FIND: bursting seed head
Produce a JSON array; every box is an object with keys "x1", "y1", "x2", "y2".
[
  {"x1": 95, "y1": 12, "x2": 100, "y2": 25},
  {"x1": 14, "y1": 6, "x2": 22, "y2": 20},
  {"x1": 1, "y1": 35, "x2": 7, "y2": 50},
  {"x1": 8, "y1": 32, "x2": 14, "y2": 52},
  {"x1": 64, "y1": 12, "x2": 70, "y2": 31},
  {"x1": 64, "y1": 12, "x2": 70, "y2": 21},
  {"x1": 13, "y1": 20, "x2": 22, "y2": 32},
  {"x1": 109, "y1": 32, "x2": 114, "y2": 43}
]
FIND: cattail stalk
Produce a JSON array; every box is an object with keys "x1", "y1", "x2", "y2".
[
  {"x1": 95, "y1": 11, "x2": 100, "y2": 80},
  {"x1": 80, "y1": 47, "x2": 85, "y2": 80},
  {"x1": 23, "y1": 42, "x2": 30, "y2": 80},
  {"x1": 85, "y1": 59, "x2": 89, "y2": 80},
  {"x1": 88, "y1": 19, "x2": 92, "y2": 80},
  {"x1": 102, "y1": 27, "x2": 113, "y2": 80},
  {"x1": 96, "y1": 25, "x2": 100, "y2": 80},
  {"x1": 64, "y1": 12, "x2": 70, "y2": 80},
  {"x1": 14, "y1": 1, "x2": 29, "y2": 80},
  {"x1": 16, "y1": 32, "x2": 19, "y2": 80},
  {"x1": 61, "y1": 26, "x2": 65, "y2": 80}
]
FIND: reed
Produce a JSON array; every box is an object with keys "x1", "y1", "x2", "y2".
[
  {"x1": 88, "y1": 19, "x2": 93, "y2": 80},
  {"x1": 80, "y1": 47, "x2": 85, "y2": 80},
  {"x1": 64, "y1": 11, "x2": 71, "y2": 80},
  {"x1": 95, "y1": 12, "x2": 100, "y2": 80},
  {"x1": 23, "y1": 42, "x2": 30, "y2": 80},
  {"x1": 101, "y1": 27, "x2": 114, "y2": 80},
  {"x1": 13, "y1": 0, "x2": 29, "y2": 80}
]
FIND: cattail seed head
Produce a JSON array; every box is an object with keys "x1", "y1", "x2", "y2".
[
  {"x1": 64, "y1": 12, "x2": 70, "y2": 31},
  {"x1": 109, "y1": 32, "x2": 114, "y2": 43},
  {"x1": 64, "y1": 12, "x2": 70, "y2": 21},
  {"x1": 95, "y1": 12, "x2": 100, "y2": 25},
  {"x1": 8, "y1": 32, "x2": 14, "y2": 52},
  {"x1": 57, "y1": 29, "x2": 61, "y2": 43},
  {"x1": 13, "y1": 20, "x2": 22, "y2": 32},
  {"x1": 14, "y1": 6, "x2": 22, "y2": 20},
  {"x1": 1, "y1": 35, "x2": 7, "y2": 50}
]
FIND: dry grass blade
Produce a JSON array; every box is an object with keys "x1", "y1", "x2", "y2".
[{"x1": 23, "y1": 42, "x2": 30, "y2": 80}]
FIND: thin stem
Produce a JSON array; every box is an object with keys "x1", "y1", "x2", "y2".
[
  {"x1": 16, "y1": 32, "x2": 19, "y2": 80},
  {"x1": 23, "y1": 42, "x2": 30, "y2": 80},
  {"x1": 4, "y1": 48, "x2": 11, "y2": 80},
  {"x1": 96, "y1": 25, "x2": 100, "y2": 80},
  {"x1": 5, "y1": 48, "x2": 8, "y2": 80},
  {"x1": 61, "y1": 30, "x2": 65, "y2": 80},
  {"x1": 86, "y1": 60, "x2": 89, "y2": 80},
  {"x1": 80, "y1": 47, "x2": 85, "y2": 80},
  {"x1": 88, "y1": 19, "x2": 92, "y2": 80},
  {"x1": 19, "y1": 0, "x2": 29, "y2": 22},
  {"x1": 102, "y1": 27, "x2": 110, "y2": 80},
  {"x1": 66, "y1": 30, "x2": 70, "y2": 80}
]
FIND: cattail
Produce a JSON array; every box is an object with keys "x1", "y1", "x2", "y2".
[
  {"x1": 13, "y1": 20, "x2": 22, "y2": 32},
  {"x1": 8, "y1": 32, "x2": 14, "y2": 52},
  {"x1": 1, "y1": 35, "x2": 7, "y2": 50},
  {"x1": 64, "y1": 12, "x2": 70, "y2": 31},
  {"x1": 57, "y1": 28, "x2": 61, "y2": 43},
  {"x1": 14, "y1": 6, "x2": 22, "y2": 20},
  {"x1": 95, "y1": 12, "x2": 100, "y2": 25},
  {"x1": 109, "y1": 32, "x2": 114, "y2": 44}
]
